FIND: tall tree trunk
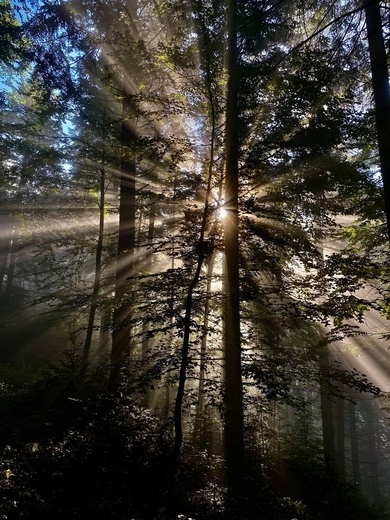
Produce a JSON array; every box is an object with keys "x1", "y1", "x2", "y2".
[
  {"x1": 141, "y1": 200, "x2": 156, "y2": 407},
  {"x1": 109, "y1": 0, "x2": 139, "y2": 392},
  {"x1": 98, "y1": 307, "x2": 111, "y2": 358},
  {"x1": 223, "y1": 0, "x2": 244, "y2": 479},
  {"x1": 335, "y1": 394, "x2": 346, "y2": 481},
  {"x1": 319, "y1": 348, "x2": 339, "y2": 477},
  {"x1": 0, "y1": 266, "x2": 6, "y2": 294},
  {"x1": 109, "y1": 88, "x2": 136, "y2": 392},
  {"x1": 81, "y1": 164, "x2": 106, "y2": 375},
  {"x1": 173, "y1": 79, "x2": 216, "y2": 458},
  {"x1": 0, "y1": 215, "x2": 13, "y2": 294},
  {"x1": 4, "y1": 225, "x2": 17, "y2": 305},
  {"x1": 363, "y1": 400, "x2": 381, "y2": 502},
  {"x1": 348, "y1": 398, "x2": 360, "y2": 484},
  {"x1": 364, "y1": 0, "x2": 390, "y2": 239},
  {"x1": 193, "y1": 253, "x2": 215, "y2": 449},
  {"x1": 174, "y1": 257, "x2": 205, "y2": 456},
  {"x1": 164, "y1": 255, "x2": 176, "y2": 423}
]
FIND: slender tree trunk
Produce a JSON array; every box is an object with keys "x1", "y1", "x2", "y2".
[
  {"x1": 4, "y1": 225, "x2": 17, "y2": 305},
  {"x1": 363, "y1": 400, "x2": 381, "y2": 502},
  {"x1": 81, "y1": 165, "x2": 106, "y2": 375},
  {"x1": 364, "y1": 0, "x2": 390, "y2": 239},
  {"x1": 98, "y1": 307, "x2": 111, "y2": 358},
  {"x1": 109, "y1": 0, "x2": 139, "y2": 392},
  {"x1": 193, "y1": 253, "x2": 215, "y2": 448},
  {"x1": 109, "y1": 89, "x2": 136, "y2": 392},
  {"x1": 0, "y1": 266, "x2": 6, "y2": 294},
  {"x1": 174, "y1": 259, "x2": 204, "y2": 455},
  {"x1": 173, "y1": 81, "x2": 216, "y2": 458},
  {"x1": 349, "y1": 398, "x2": 360, "y2": 484},
  {"x1": 319, "y1": 348, "x2": 339, "y2": 477},
  {"x1": 163, "y1": 257, "x2": 175, "y2": 423},
  {"x1": 335, "y1": 394, "x2": 346, "y2": 481},
  {"x1": 223, "y1": 0, "x2": 244, "y2": 479},
  {"x1": 141, "y1": 200, "x2": 155, "y2": 407},
  {"x1": 173, "y1": 217, "x2": 212, "y2": 455},
  {"x1": 0, "y1": 215, "x2": 12, "y2": 294}
]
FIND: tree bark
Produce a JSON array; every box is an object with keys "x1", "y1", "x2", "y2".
[
  {"x1": 109, "y1": 88, "x2": 136, "y2": 392},
  {"x1": 223, "y1": 0, "x2": 245, "y2": 479},
  {"x1": 4, "y1": 225, "x2": 17, "y2": 305},
  {"x1": 364, "y1": 0, "x2": 390, "y2": 239},
  {"x1": 348, "y1": 398, "x2": 360, "y2": 484},
  {"x1": 173, "y1": 73, "x2": 217, "y2": 457},
  {"x1": 0, "y1": 215, "x2": 13, "y2": 295},
  {"x1": 164, "y1": 256, "x2": 175, "y2": 423},
  {"x1": 363, "y1": 399, "x2": 381, "y2": 501},
  {"x1": 141, "y1": 199, "x2": 156, "y2": 407},
  {"x1": 193, "y1": 253, "x2": 215, "y2": 449},
  {"x1": 335, "y1": 394, "x2": 346, "y2": 481},
  {"x1": 319, "y1": 348, "x2": 339, "y2": 477},
  {"x1": 81, "y1": 164, "x2": 106, "y2": 376},
  {"x1": 98, "y1": 307, "x2": 111, "y2": 358}
]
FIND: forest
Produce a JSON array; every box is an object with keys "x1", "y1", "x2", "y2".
[{"x1": 1, "y1": 0, "x2": 390, "y2": 518}]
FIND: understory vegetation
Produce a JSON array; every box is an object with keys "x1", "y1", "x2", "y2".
[{"x1": 0, "y1": 367, "x2": 386, "y2": 520}]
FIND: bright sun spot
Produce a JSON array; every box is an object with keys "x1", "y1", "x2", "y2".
[{"x1": 218, "y1": 207, "x2": 227, "y2": 220}]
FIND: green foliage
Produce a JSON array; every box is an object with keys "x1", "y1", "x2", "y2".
[
  {"x1": 0, "y1": 0, "x2": 29, "y2": 67},
  {"x1": 0, "y1": 359, "x2": 386, "y2": 519},
  {"x1": 0, "y1": 396, "x2": 171, "y2": 519}
]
